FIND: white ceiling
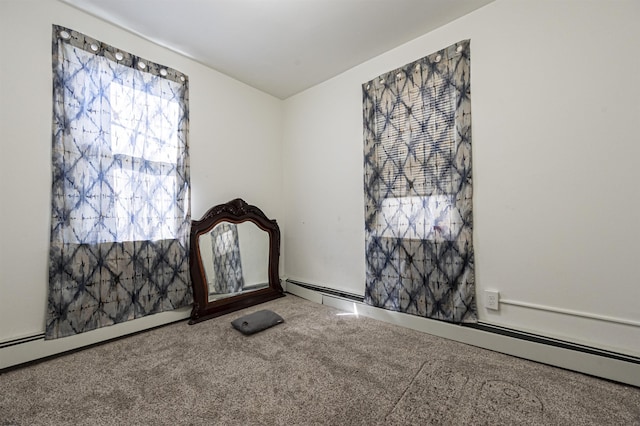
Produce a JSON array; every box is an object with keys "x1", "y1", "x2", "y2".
[{"x1": 61, "y1": 0, "x2": 493, "y2": 99}]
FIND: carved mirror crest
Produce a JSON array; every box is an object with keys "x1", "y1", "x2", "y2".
[{"x1": 189, "y1": 198, "x2": 284, "y2": 324}]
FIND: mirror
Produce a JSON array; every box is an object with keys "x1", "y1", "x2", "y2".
[{"x1": 189, "y1": 198, "x2": 284, "y2": 324}]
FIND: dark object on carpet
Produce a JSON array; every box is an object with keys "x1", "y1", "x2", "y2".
[{"x1": 231, "y1": 309, "x2": 284, "y2": 335}]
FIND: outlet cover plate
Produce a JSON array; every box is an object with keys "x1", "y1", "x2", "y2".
[{"x1": 485, "y1": 290, "x2": 499, "y2": 310}]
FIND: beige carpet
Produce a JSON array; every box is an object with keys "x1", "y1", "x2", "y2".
[{"x1": 1, "y1": 294, "x2": 639, "y2": 425}]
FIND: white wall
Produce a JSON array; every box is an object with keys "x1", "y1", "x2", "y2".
[
  {"x1": 0, "y1": 0, "x2": 283, "y2": 347},
  {"x1": 282, "y1": 0, "x2": 640, "y2": 356}
]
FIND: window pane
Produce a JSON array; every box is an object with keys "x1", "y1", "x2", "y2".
[{"x1": 110, "y1": 81, "x2": 179, "y2": 164}]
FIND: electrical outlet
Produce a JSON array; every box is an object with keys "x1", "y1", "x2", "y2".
[{"x1": 485, "y1": 290, "x2": 500, "y2": 310}]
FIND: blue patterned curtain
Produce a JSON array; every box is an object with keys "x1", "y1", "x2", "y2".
[
  {"x1": 210, "y1": 223, "x2": 245, "y2": 294},
  {"x1": 47, "y1": 25, "x2": 192, "y2": 339},
  {"x1": 362, "y1": 40, "x2": 476, "y2": 323}
]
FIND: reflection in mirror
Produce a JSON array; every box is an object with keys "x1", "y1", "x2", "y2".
[{"x1": 199, "y1": 222, "x2": 269, "y2": 302}]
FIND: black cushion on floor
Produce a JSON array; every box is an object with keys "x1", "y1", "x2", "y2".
[{"x1": 231, "y1": 309, "x2": 284, "y2": 335}]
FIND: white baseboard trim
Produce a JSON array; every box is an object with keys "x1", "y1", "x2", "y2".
[
  {"x1": 1, "y1": 307, "x2": 191, "y2": 371},
  {"x1": 286, "y1": 282, "x2": 640, "y2": 388}
]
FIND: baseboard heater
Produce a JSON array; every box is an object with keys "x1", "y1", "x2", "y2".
[
  {"x1": 0, "y1": 314, "x2": 189, "y2": 373},
  {"x1": 286, "y1": 279, "x2": 365, "y2": 303},
  {"x1": 467, "y1": 322, "x2": 639, "y2": 365},
  {"x1": 0, "y1": 333, "x2": 46, "y2": 350},
  {"x1": 285, "y1": 279, "x2": 640, "y2": 386}
]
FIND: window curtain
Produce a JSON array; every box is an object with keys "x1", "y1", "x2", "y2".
[
  {"x1": 47, "y1": 25, "x2": 192, "y2": 339},
  {"x1": 362, "y1": 40, "x2": 476, "y2": 323},
  {"x1": 210, "y1": 223, "x2": 245, "y2": 294}
]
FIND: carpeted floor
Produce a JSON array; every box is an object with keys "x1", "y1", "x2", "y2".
[{"x1": 1, "y1": 294, "x2": 639, "y2": 425}]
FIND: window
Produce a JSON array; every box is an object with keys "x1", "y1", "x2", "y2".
[
  {"x1": 110, "y1": 82, "x2": 182, "y2": 242},
  {"x1": 371, "y1": 53, "x2": 459, "y2": 242}
]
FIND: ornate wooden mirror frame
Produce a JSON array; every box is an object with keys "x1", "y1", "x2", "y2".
[{"x1": 189, "y1": 198, "x2": 284, "y2": 324}]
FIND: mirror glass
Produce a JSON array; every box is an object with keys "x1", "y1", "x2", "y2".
[{"x1": 199, "y1": 221, "x2": 270, "y2": 302}]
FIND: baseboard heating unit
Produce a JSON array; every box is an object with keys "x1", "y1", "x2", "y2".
[{"x1": 285, "y1": 279, "x2": 640, "y2": 388}]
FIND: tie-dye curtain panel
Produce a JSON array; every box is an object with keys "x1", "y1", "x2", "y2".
[
  {"x1": 210, "y1": 223, "x2": 245, "y2": 294},
  {"x1": 363, "y1": 40, "x2": 476, "y2": 323},
  {"x1": 47, "y1": 25, "x2": 192, "y2": 339}
]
